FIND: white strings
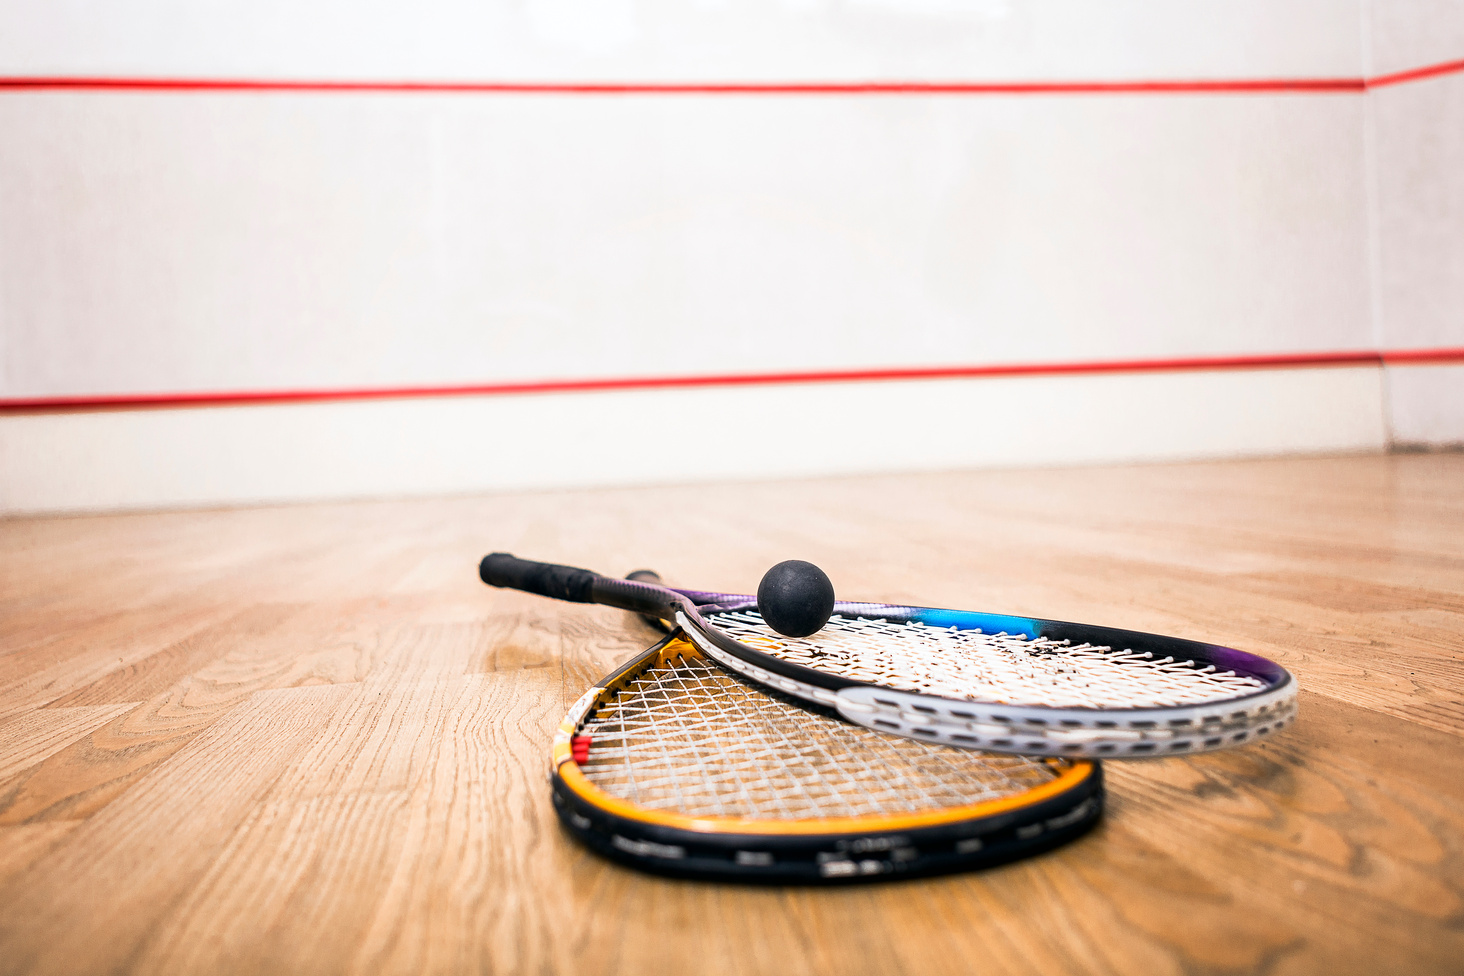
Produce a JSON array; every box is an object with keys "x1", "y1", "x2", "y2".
[
  {"x1": 708, "y1": 610, "x2": 1267, "y2": 709},
  {"x1": 578, "y1": 654, "x2": 1061, "y2": 819}
]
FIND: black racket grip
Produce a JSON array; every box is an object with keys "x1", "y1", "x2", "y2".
[{"x1": 479, "y1": 553, "x2": 599, "y2": 603}]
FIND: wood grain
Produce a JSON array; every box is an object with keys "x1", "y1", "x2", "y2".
[{"x1": 1, "y1": 453, "x2": 1461, "y2": 975}]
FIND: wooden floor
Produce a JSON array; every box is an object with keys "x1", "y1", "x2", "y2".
[{"x1": 1, "y1": 453, "x2": 1462, "y2": 976}]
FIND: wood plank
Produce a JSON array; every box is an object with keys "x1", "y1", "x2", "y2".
[
  {"x1": 0, "y1": 705, "x2": 136, "y2": 782},
  {"x1": 0, "y1": 684, "x2": 356, "y2": 976},
  {"x1": 0, "y1": 823, "x2": 79, "y2": 889},
  {"x1": 0, "y1": 602, "x2": 243, "y2": 721},
  {"x1": 0, "y1": 603, "x2": 373, "y2": 824}
]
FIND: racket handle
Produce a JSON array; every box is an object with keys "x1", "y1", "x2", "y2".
[
  {"x1": 480, "y1": 553, "x2": 681, "y2": 620},
  {"x1": 479, "y1": 553, "x2": 598, "y2": 603}
]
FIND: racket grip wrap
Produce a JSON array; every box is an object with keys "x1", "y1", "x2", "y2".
[{"x1": 479, "y1": 553, "x2": 598, "y2": 603}]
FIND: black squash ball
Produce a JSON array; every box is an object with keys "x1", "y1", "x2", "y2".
[{"x1": 757, "y1": 560, "x2": 835, "y2": 638}]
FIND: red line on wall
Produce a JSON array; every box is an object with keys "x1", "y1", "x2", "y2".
[
  {"x1": 0, "y1": 75, "x2": 1373, "y2": 95},
  {"x1": 2, "y1": 55, "x2": 1460, "y2": 97},
  {"x1": 1367, "y1": 57, "x2": 1464, "y2": 89},
  {"x1": 0, "y1": 75, "x2": 1377, "y2": 96},
  {"x1": 4, "y1": 348, "x2": 1461, "y2": 414},
  {"x1": 1378, "y1": 346, "x2": 1464, "y2": 365}
]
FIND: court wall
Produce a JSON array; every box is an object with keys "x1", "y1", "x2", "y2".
[
  {"x1": 1368, "y1": 0, "x2": 1464, "y2": 446},
  {"x1": 0, "y1": 0, "x2": 1459, "y2": 512}
]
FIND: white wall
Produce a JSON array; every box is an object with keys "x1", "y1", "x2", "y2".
[
  {"x1": 1367, "y1": 0, "x2": 1464, "y2": 447},
  {"x1": 1366, "y1": 0, "x2": 1464, "y2": 76},
  {"x1": 0, "y1": 91, "x2": 1372, "y2": 399},
  {"x1": 0, "y1": 0, "x2": 1362, "y2": 82},
  {"x1": 0, "y1": 0, "x2": 1459, "y2": 513}
]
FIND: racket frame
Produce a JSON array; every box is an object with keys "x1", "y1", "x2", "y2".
[
  {"x1": 677, "y1": 596, "x2": 1297, "y2": 758},
  {"x1": 551, "y1": 632, "x2": 1104, "y2": 883}
]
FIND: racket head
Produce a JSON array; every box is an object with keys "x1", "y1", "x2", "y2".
[
  {"x1": 668, "y1": 592, "x2": 1298, "y2": 758},
  {"x1": 550, "y1": 633, "x2": 1103, "y2": 883}
]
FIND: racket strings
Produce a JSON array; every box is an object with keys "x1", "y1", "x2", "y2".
[
  {"x1": 577, "y1": 655, "x2": 1060, "y2": 819},
  {"x1": 708, "y1": 610, "x2": 1268, "y2": 709}
]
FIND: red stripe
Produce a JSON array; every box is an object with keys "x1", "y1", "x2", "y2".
[
  {"x1": 0, "y1": 74, "x2": 1371, "y2": 96},
  {"x1": 4, "y1": 348, "x2": 1461, "y2": 414},
  {"x1": 1367, "y1": 57, "x2": 1464, "y2": 89},
  {"x1": 1, "y1": 57, "x2": 1459, "y2": 97},
  {"x1": 1378, "y1": 346, "x2": 1464, "y2": 364},
  {"x1": 4, "y1": 57, "x2": 1461, "y2": 96}
]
